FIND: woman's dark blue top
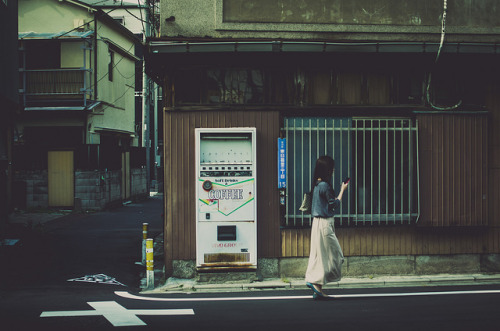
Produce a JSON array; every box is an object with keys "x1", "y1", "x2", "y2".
[{"x1": 311, "y1": 181, "x2": 340, "y2": 218}]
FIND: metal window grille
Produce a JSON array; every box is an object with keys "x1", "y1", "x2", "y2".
[{"x1": 284, "y1": 117, "x2": 420, "y2": 226}]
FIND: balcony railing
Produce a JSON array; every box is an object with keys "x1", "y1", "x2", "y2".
[{"x1": 20, "y1": 68, "x2": 93, "y2": 108}]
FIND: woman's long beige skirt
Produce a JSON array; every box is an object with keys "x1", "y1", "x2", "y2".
[{"x1": 305, "y1": 217, "x2": 344, "y2": 285}]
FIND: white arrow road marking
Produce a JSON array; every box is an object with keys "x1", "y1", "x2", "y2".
[
  {"x1": 40, "y1": 301, "x2": 194, "y2": 327},
  {"x1": 115, "y1": 289, "x2": 500, "y2": 302}
]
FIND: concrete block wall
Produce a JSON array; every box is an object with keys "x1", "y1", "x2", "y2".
[
  {"x1": 131, "y1": 168, "x2": 147, "y2": 198},
  {"x1": 15, "y1": 170, "x2": 48, "y2": 209},
  {"x1": 75, "y1": 169, "x2": 147, "y2": 209},
  {"x1": 106, "y1": 171, "x2": 122, "y2": 204},
  {"x1": 278, "y1": 255, "x2": 494, "y2": 279},
  {"x1": 75, "y1": 171, "x2": 107, "y2": 210},
  {"x1": 15, "y1": 168, "x2": 147, "y2": 211},
  {"x1": 170, "y1": 254, "x2": 500, "y2": 280}
]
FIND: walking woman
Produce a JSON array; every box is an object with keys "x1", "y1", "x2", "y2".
[{"x1": 305, "y1": 155, "x2": 349, "y2": 300}]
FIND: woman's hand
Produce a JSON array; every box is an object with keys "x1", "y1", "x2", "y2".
[{"x1": 337, "y1": 181, "x2": 349, "y2": 201}]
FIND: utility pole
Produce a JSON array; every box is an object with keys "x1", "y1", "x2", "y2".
[{"x1": 142, "y1": 0, "x2": 151, "y2": 193}]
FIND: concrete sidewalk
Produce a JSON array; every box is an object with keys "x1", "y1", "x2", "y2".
[
  {"x1": 6, "y1": 209, "x2": 73, "y2": 228},
  {"x1": 145, "y1": 273, "x2": 500, "y2": 294}
]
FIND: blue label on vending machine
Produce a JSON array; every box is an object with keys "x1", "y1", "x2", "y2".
[{"x1": 278, "y1": 138, "x2": 286, "y2": 189}]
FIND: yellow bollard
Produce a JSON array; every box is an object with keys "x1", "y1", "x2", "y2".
[
  {"x1": 146, "y1": 238, "x2": 154, "y2": 289},
  {"x1": 141, "y1": 223, "x2": 149, "y2": 265}
]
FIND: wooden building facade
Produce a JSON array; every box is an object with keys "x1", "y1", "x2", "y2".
[{"x1": 148, "y1": 0, "x2": 500, "y2": 278}]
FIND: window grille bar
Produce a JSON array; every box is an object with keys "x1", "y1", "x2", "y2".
[
  {"x1": 363, "y1": 120, "x2": 366, "y2": 225},
  {"x1": 370, "y1": 120, "x2": 374, "y2": 225},
  {"x1": 283, "y1": 117, "x2": 419, "y2": 227},
  {"x1": 416, "y1": 120, "x2": 421, "y2": 223},
  {"x1": 301, "y1": 118, "x2": 304, "y2": 226},
  {"x1": 393, "y1": 120, "x2": 396, "y2": 224},
  {"x1": 348, "y1": 119, "x2": 351, "y2": 225},
  {"x1": 408, "y1": 119, "x2": 412, "y2": 225},
  {"x1": 307, "y1": 118, "x2": 311, "y2": 226},
  {"x1": 339, "y1": 118, "x2": 343, "y2": 225},
  {"x1": 355, "y1": 121, "x2": 358, "y2": 225},
  {"x1": 378, "y1": 120, "x2": 381, "y2": 225},
  {"x1": 386, "y1": 122, "x2": 389, "y2": 224}
]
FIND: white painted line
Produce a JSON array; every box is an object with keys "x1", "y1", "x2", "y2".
[
  {"x1": 129, "y1": 309, "x2": 196, "y2": 315},
  {"x1": 41, "y1": 311, "x2": 101, "y2": 317},
  {"x1": 116, "y1": 291, "x2": 310, "y2": 302},
  {"x1": 88, "y1": 301, "x2": 146, "y2": 327},
  {"x1": 40, "y1": 301, "x2": 194, "y2": 327},
  {"x1": 116, "y1": 289, "x2": 500, "y2": 302},
  {"x1": 331, "y1": 289, "x2": 500, "y2": 299}
]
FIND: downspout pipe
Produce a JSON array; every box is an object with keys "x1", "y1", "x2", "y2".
[{"x1": 94, "y1": 13, "x2": 98, "y2": 100}]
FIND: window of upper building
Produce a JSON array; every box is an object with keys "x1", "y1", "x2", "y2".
[
  {"x1": 25, "y1": 40, "x2": 60, "y2": 70},
  {"x1": 112, "y1": 16, "x2": 125, "y2": 26},
  {"x1": 108, "y1": 50, "x2": 115, "y2": 82}
]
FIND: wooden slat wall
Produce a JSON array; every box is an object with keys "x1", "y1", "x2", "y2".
[
  {"x1": 486, "y1": 85, "x2": 500, "y2": 231},
  {"x1": 486, "y1": 85, "x2": 500, "y2": 258},
  {"x1": 282, "y1": 227, "x2": 500, "y2": 257},
  {"x1": 282, "y1": 109, "x2": 499, "y2": 258},
  {"x1": 164, "y1": 110, "x2": 281, "y2": 275},
  {"x1": 418, "y1": 114, "x2": 488, "y2": 227}
]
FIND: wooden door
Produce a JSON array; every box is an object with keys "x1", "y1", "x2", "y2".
[{"x1": 48, "y1": 150, "x2": 74, "y2": 207}]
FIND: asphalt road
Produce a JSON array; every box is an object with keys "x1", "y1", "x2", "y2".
[
  {"x1": 1, "y1": 285, "x2": 500, "y2": 330},
  {"x1": 2, "y1": 196, "x2": 500, "y2": 330},
  {"x1": 0, "y1": 195, "x2": 164, "y2": 330},
  {"x1": 0, "y1": 195, "x2": 164, "y2": 290}
]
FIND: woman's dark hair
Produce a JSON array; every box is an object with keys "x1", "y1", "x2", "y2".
[{"x1": 311, "y1": 155, "x2": 334, "y2": 192}]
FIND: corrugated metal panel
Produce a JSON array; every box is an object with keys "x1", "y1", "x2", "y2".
[
  {"x1": 163, "y1": 110, "x2": 281, "y2": 272},
  {"x1": 19, "y1": 31, "x2": 94, "y2": 39},
  {"x1": 418, "y1": 114, "x2": 488, "y2": 227}
]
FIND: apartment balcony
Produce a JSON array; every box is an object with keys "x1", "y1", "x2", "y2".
[{"x1": 20, "y1": 68, "x2": 95, "y2": 110}]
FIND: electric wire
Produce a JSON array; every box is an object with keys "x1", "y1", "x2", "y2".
[
  {"x1": 55, "y1": 7, "x2": 118, "y2": 39},
  {"x1": 137, "y1": 0, "x2": 146, "y2": 40},
  {"x1": 43, "y1": 1, "x2": 150, "y2": 114},
  {"x1": 88, "y1": 40, "x2": 136, "y2": 90},
  {"x1": 124, "y1": 7, "x2": 149, "y2": 24},
  {"x1": 425, "y1": 0, "x2": 463, "y2": 111}
]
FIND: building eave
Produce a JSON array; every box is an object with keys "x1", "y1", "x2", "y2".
[{"x1": 148, "y1": 40, "x2": 500, "y2": 55}]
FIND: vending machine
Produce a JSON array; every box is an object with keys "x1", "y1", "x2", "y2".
[{"x1": 195, "y1": 128, "x2": 257, "y2": 270}]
